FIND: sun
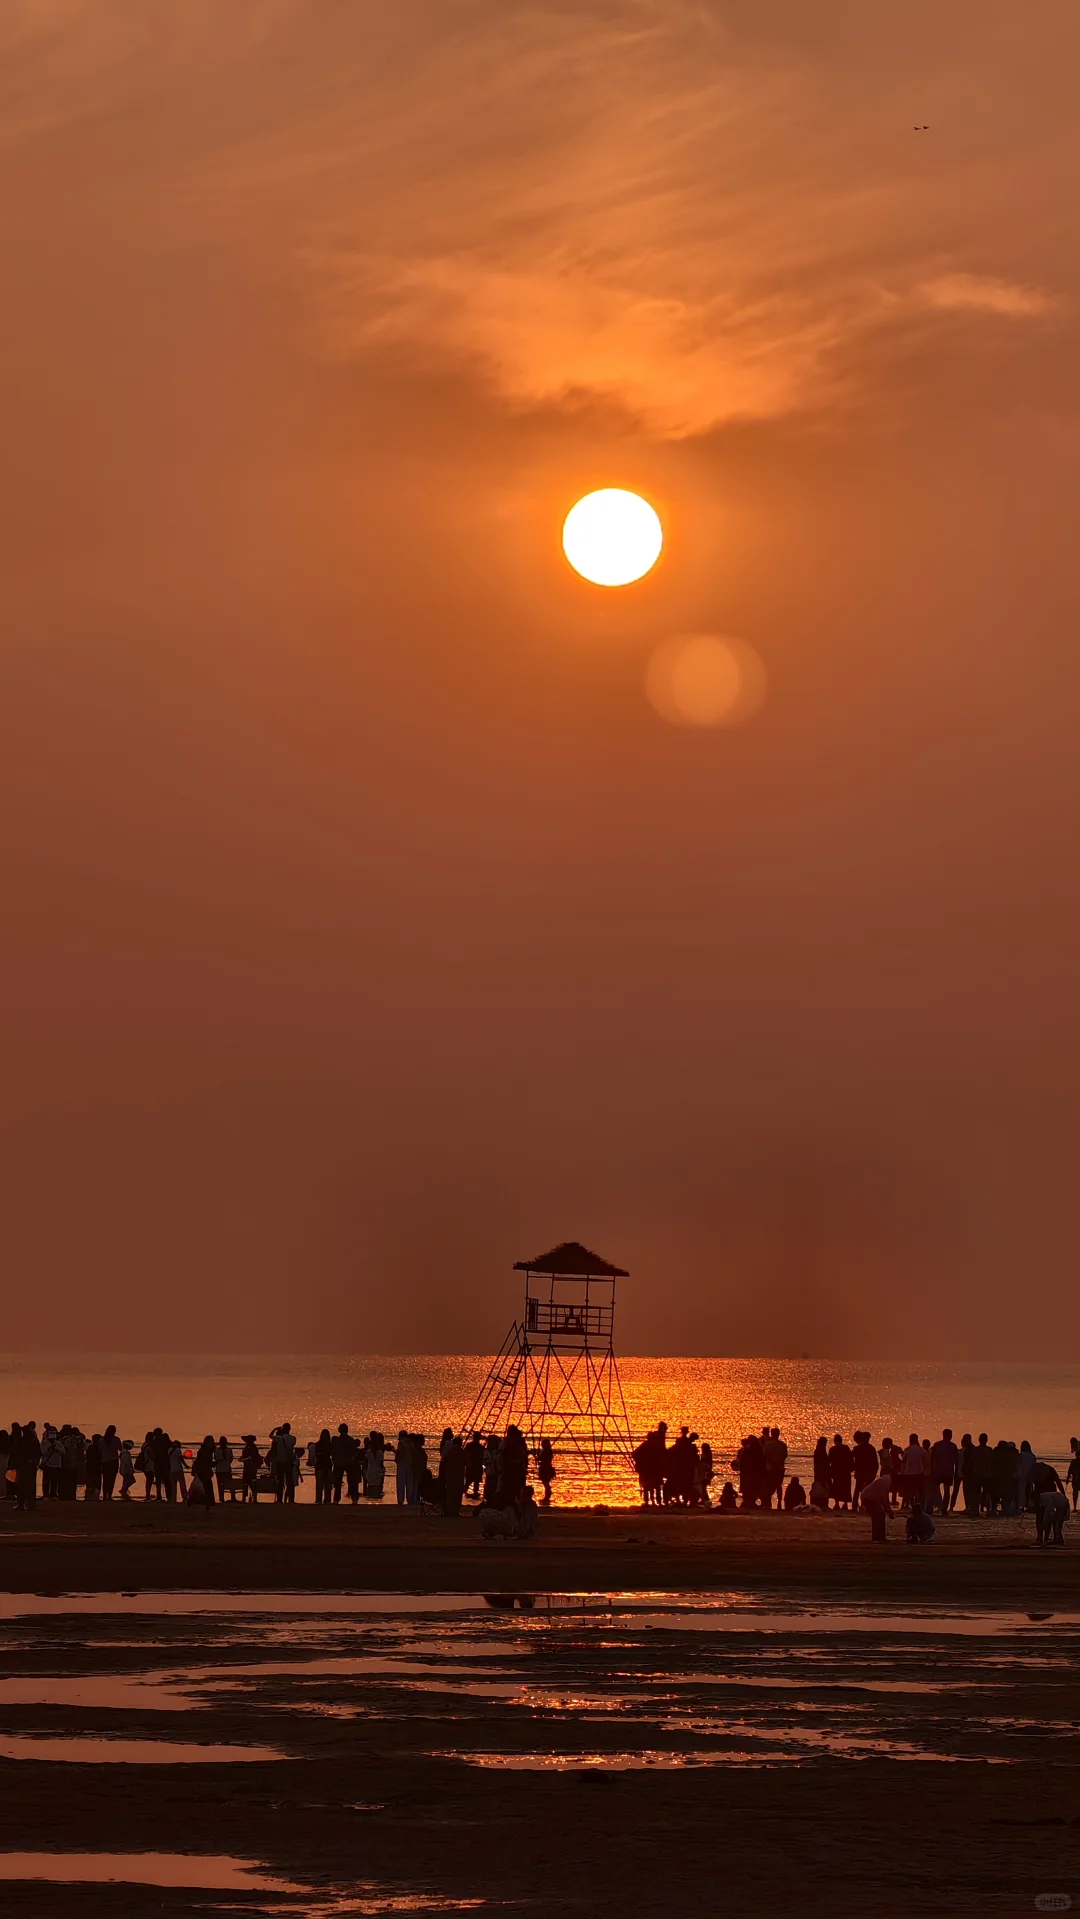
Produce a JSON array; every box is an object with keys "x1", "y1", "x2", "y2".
[{"x1": 562, "y1": 488, "x2": 663, "y2": 587}]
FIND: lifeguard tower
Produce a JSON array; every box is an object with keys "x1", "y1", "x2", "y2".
[{"x1": 459, "y1": 1242, "x2": 635, "y2": 1470}]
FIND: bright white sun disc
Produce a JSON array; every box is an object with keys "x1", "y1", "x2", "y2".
[{"x1": 562, "y1": 488, "x2": 663, "y2": 586}]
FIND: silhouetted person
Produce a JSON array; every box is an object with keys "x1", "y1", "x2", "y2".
[
  {"x1": 1029, "y1": 1456, "x2": 1065, "y2": 1538},
  {"x1": 959, "y1": 1433, "x2": 976, "y2": 1513},
  {"x1": 100, "y1": 1425, "x2": 120, "y2": 1500},
  {"x1": 191, "y1": 1436, "x2": 216, "y2": 1507},
  {"x1": 7, "y1": 1424, "x2": 21, "y2": 1504},
  {"x1": 313, "y1": 1429, "x2": 334, "y2": 1504},
  {"x1": 1037, "y1": 1487, "x2": 1068, "y2": 1547},
  {"x1": 152, "y1": 1429, "x2": 171, "y2": 1501},
  {"x1": 269, "y1": 1424, "x2": 296, "y2": 1503},
  {"x1": 828, "y1": 1434, "x2": 854, "y2": 1511},
  {"x1": 634, "y1": 1425, "x2": 667, "y2": 1507},
  {"x1": 168, "y1": 1437, "x2": 187, "y2": 1503},
  {"x1": 537, "y1": 1438, "x2": 555, "y2": 1505},
  {"x1": 852, "y1": 1432, "x2": 877, "y2": 1511},
  {"x1": 410, "y1": 1436, "x2": 429, "y2": 1507},
  {"x1": 463, "y1": 1432, "x2": 484, "y2": 1500},
  {"x1": 879, "y1": 1438, "x2": 903, "y2": 1501},
  {"x1": 59, "y1": 1425, "x2": 80, "y2": 1500},
  {"x1": 812, "y1": 1437, "x2": 830, "y2": 1502},
  {"x1": 137, "y1": 1433, "x2": 155, "y2": 1500},
  {"x1": 241, "y1": 1436, "x2": 262, "y2": 1502},
  {"x1": 497, "y1": 1425, "x2": 529, "y2": 1504},
  {"x1": 667, "y1": 1427, "x2": 697, "y2": 1506},
  {"x1": 40, "y1": 1426, "x2": 61, "y2": 1498},
  {"x1": 118, "y1": 1440, "x2": 136, "y2": 1499},
  {"x1": 516, "y1": 1484, "x2": 538, "y2": 1538},
  {"x1": 906, "y1": 1499, "x2": 935, "y2": 1543},
  {"x1": 13, "y1": 1421, "x2": 40, "y2": 1512},
  {"x1": 84, "y1": 1434, "x2": 103, "y2": 1502},
  {"x1": 718, "y1": 1480, "x2": 738, "y2": 1511},
  {"x1": 860, "y1": 1471, "x2": 892, "y2": 1542},
  {"x1": 931, "y1": 1429, "x2": 959, "y2": 1514},
  {"x1": 396, "y1": 1430, "x2": 412, "y2": 1505},
  {"x1": 214, "y1": 1437, "x2": 236, "y2": 1502},
  {"x1": 762, "y1": 1429, "x2": 787, "y2": 1510},
  {"x1": 900, "y1": 1433, "x2": 924, "y2": 1509},
  {"x1": 363, "y1": 1431, "x2": 386, "y2": 1499},
  {"x1": 1017, "y1": 1440, "x2": 1036, "y2": 1512},
  {"x1": 991, "y1": 1439, "x2": 1019, "y2": 1516},
  {"x1": 330, "y1": 1424, "x2": 354, "y2": 1504},
  {"x1": 481, "y1": 1435, "x2": 499, "y2": 1504},
  {"x1": 972, "y1": 1433, "x2": 994, "y2": 1515},
  {"x1": 1068, "y1": 1438, "x2": 1080, "y2": 1511},
  {"x1": 783, "y1": 1476, "x2": 806, "y2": 1512},
  {"x1": 734, "y1": 1432, "x2": 766, "y2": 1509},
  {"x1": 809, "y1": 1472, "x2": 831, "y2": 1511}
]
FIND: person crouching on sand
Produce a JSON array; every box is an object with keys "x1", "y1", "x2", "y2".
[
  {"x1": 906, "y1": 1498, "x2": 934, "y2": 1543},
  {"x1": 480, "y1": 1484, "x2": 538, "y2": 1540},
  {"x1": 783, "y1": 1476, "x2": 807, "y2": 1512},
  {"x1": 1037, "y1": 1487, "x2": 1069, "y2": 1547},
  {"x1": 809, "y1": 1471, "x2": 831, "y2": 1512}
]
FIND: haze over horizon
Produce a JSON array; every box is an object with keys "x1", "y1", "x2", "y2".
[{"x1": 3, "y1": 1, "x2": 1079, "y2": 1360}]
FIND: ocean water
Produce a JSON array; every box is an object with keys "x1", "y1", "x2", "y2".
[{"x1": 0, "y1": 1355, "x2": 1074, "y2": 1507}]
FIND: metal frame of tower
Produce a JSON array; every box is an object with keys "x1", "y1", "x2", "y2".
[{"x1": 458, "y1": 1242, "x2": 635, "y2": 1469}]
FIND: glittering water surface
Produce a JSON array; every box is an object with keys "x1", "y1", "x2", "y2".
[{"x1": 0, "y1": 1353, "x2": 1075, "y2": 1505}]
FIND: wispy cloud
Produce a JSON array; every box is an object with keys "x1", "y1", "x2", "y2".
[
  {"x1": 3, "y1": 0, "x2": 1075, "y2": 435},
  {"x1": 919, "y1": 273, "x2": 1059, "y2": 319}
]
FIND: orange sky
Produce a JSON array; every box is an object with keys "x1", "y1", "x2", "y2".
[{"x1": 2, "y1": 0, "x2": 1079, "y2": 1355}]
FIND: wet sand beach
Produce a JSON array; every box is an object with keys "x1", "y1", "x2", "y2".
[
  {"x1": 0, "y1": 1498, "x2": 1076, "y2": 1607},
  {"x1": 0, "y1": 1505, "x2": 1077, "y2": 1917}
]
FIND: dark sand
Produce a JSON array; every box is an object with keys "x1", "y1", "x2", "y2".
[
  {"x1": 0, "y1": 1503, "x2": 1077, "y2": 1918},
  {"x1": 0, "y1": 1498, "x2": 1075, "y2": 1605}
]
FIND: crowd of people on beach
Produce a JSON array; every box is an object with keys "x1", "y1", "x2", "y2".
[
  {"x1": 715, "y1": 1426, "x2": 1075, "y2": 1547},
  {"x1": 0, "y1": 1414, "x2": 1074, "y2": 1546},
  {"x1": 630, "y1": 1421, "x2": 1076, "y2": 1545},
  {"x1": 633, "y1": 1424, "x2": 715, "y2": 1506},
  {"x1": 0, "y1": 1419, "x2": 543, "y2": 1538}
]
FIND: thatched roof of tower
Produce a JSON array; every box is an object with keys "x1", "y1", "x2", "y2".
[{"x1": 513, "y1": 1241, "x2": 628, "y2": 1278}]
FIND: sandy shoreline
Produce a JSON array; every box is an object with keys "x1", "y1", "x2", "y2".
[{"x1": 0, "y1": 1500, "x2": 1075, "y2": 1608}]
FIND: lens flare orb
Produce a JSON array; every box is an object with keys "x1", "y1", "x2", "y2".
[
  {"x1": 562, "y1": 489, "x2": 663, "y2": 587},
  {"x1": 646, "y1": 634, "x2": 767, "y2": 728}
]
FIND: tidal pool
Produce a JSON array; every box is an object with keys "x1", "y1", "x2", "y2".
[
  {"x1": 0, "y1": 1851, "x2": 298, "y2": 1888},
  {"x1": 0, "y1": 1734, "x2": 285, "y2": 1762}
]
